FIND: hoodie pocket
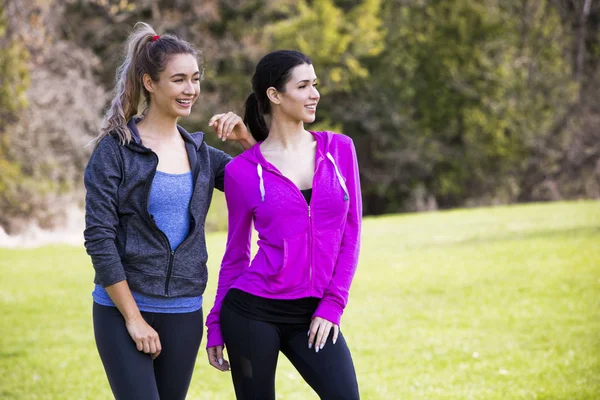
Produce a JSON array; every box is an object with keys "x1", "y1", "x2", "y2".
[
  {"x1": 272, "y1": 231, "x2": 309, "y2": 292},
  {"x1": 313, "y1": 229, "x2": 342, "y2": 287},
  {"x1": 124, "y1": 219, "x2": 140, "y2": 261}
]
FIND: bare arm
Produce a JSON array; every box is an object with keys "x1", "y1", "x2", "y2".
[{"x1": 104, "y1": 281, "x2": 162, "y2": 359}]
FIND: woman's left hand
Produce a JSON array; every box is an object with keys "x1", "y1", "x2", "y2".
[
  {"x1": 308, "y1": 316, "x2": 339, "y2": 353},
  {"x1": 209, "y1": 112, "x2": 250, "y2": 143}
]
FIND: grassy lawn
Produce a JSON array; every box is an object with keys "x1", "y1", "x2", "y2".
[{"x1": 1, "y1": 201, "x2": 599, "y2": 399}]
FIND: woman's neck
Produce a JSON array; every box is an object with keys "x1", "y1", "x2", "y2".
[
  {"x1": 264, "y1": 114, "x2": 311, "y2": 150},
  {"x1": 136, "y1": 108, "x2": 180, "y2": 141}
]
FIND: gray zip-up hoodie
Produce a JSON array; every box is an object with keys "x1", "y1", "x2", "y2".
[{"x1": 84, "y1": 119, "x2": 231, "y2": 297}]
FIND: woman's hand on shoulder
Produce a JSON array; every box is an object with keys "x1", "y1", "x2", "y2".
[
  {"x1": 308, "y1": 316, "x2": 340, "y2": 353},
  {"x1": 209, "y1": 112, "x2": 250, "y2": 143},
  {"x1": 207, "y1": 345, "x2": 230, "y2": 371}
]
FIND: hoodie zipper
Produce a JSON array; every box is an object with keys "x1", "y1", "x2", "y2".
[
  {"x1": 131, "y1": 124, "x2": 202, "y2": 297},
  {"x1": 261, "y1": 154, "x2": 324, "y2": 294},
  {"x1": 309, "y1": 156, "x2": 325, "y2": 293},
  {"x1": 144, "y1": 152, "x2": 175, "y2": 296},
  {"x1": 164, "y1": 178, "x2": 200, "y2": 296},
  {"x1": 164, "y1": 251, "x2": 175, "y2": 296},
  {"x1": 308, "y1": 204, "x2": 313, "y2": 293},
  {"x1": 144, "y1": 151, "x2": 202, "y2": 297}
]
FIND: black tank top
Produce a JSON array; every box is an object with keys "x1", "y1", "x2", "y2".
[
  {"x1": 223, "y1": 188, "x2": 318, "y2": 323},
  {"x1": 300, "y1": 187, "x2": 312, "y2": 204}
]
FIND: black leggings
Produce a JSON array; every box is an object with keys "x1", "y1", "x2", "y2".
[
  {"x1": 93, "y1": 303, "x2": 204, "y2": 400},
  {"x1": 220, "y1": 303, "x2": 360, "y2": 400}
]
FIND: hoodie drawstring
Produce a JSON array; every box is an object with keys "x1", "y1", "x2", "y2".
[
  {"x1": 257, "y1": 164, "x2": 265, "y2": 202},
  {"x1": 326, "y1": 152, "x2": 349, "y2": 201}
]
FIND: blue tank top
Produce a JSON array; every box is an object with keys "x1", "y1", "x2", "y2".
[{"x1": 92, "y1": 170, "x2": 202, "y2": 313}]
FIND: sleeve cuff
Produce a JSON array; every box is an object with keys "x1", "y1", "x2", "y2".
[
  {"x1": 93, "y1": 261, "x2": 127, "y2": 288},
  {"x1": 312, "y1": 298, "x2": 343, "y2": 326},
  {"x1": 206, "y1": 327, "x2": 224, "y2": 349}
]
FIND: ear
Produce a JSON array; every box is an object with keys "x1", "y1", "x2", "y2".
[
  {"x1": 266, "y1": 87, "x2": 281, "y2": 105},
  {"x1": 142, "y1": 73, "x2": 155, "y2": 93}
]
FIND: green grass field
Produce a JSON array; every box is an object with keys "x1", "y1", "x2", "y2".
[{"x1": 1, "y1": 201, "x2": 599, "y2": 399}]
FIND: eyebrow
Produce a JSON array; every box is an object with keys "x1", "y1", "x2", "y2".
[
  {"x1": 296, "y1": 78, "x2": 318, "y2": 84},
  {"x1": 170, "y1": 71, "x2": 201, "y2": 79}
]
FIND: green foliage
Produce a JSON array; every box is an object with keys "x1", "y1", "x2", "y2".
[
  {"x1": 266, "y1": 0, "x2": 385, "y2": 92},
  {"x1": 319, "y1": 0, "x2": 578, "y2": 212},
  {"x1": 0, "y1": 138, "x2": 20, "y2": 194},
  {"x1": 2, "y1": 0, "x2": 597, "y2": 231},
  {"x1": 398, "y1": 1, "x2": 523, "y2": 200},
  {"x1": 1, "y1": 202, "x2": 599, "y2": 398},
  {"x1": 0, "y1": 133, "x2": 63, "y2": 232},
  {"x1": 0, "y1": 42, "x2": 29, "y2": 115},
  {"x1": 508, "y1": 0, "x2": 580, "y2": 200},
  {"x1": 0, "y1": 5, "x2": 29, "y2": 118},
  {"x1": 0, "y1": 4, "x2": 34, "y2": 232}
]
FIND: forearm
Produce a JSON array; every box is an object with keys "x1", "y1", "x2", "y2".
[
  {"x1": 314, "y1": 220, "x2": 361, "y2": 323},
  {"x1": 206, "y1": 166, "x2": 252, "y2": 347},
  {"x1": 238, "y1": 135, "x2": 257, "y2": 150},
  {"x1": 313, "y1": 260, "x2": 358, "y2": 325},
  {"x1": 206, "y1": 259, "x2": 248, "y2": 347},
  {"x1": 104, "y1": 280, "x2": 142, "y2": 323}
]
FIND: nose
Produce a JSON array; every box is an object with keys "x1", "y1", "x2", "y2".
[
  {"x1": 310, "y1": 85, "x2": 320, "y2": 100},
  {"x1": 184, "y1": 79, "x2": 197, "y2": 95}
]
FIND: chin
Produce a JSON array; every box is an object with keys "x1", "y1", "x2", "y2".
[{"x1": 175, "y1": 109, "x2": 192, "y2": 118}]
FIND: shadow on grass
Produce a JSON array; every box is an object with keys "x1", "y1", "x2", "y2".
[
  {"x1": 409, "y1": 225, "x2": 600, "y2": 250},
  {"x1": 0, "y1": 351, "x2": 26, "y2": 359}
]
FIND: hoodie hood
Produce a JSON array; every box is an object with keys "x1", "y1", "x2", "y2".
[
  {"x1": 123, "y1": 118, "x2": 209, "y2": 188},
  {"x1": 239, "y1": 131, "x2": 348, "y2": 202}
]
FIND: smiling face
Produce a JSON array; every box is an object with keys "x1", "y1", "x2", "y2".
[
  {"x1": 144, "y1": 53, "x2": 201, "y2": 119},
  {"x1": 272, "y1": 63, "x2": 320, "y2": 124}
]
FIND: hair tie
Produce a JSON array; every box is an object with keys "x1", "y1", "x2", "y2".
[{"x1": 151, "y1": 35, "x2": 160, "y2": 42}]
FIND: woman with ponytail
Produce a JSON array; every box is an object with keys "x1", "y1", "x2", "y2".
[
  {"x1": 206, "y1": 50, "x2": 362, "y2": 399},
  {"x1": 84, "y1": 22, "x2": 255, "y2": 400}
]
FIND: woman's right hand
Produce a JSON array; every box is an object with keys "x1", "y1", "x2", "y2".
[
  {"x1": 207, "y1": 345, "x2": 230, "y2": 371},
  {"x1": 125, "y1": 316, "x2": 162, "y2": 359}
]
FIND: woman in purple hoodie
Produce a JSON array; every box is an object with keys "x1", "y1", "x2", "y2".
[{"x1": 206, "y1": 50, "x2": 362, "y2": 399}]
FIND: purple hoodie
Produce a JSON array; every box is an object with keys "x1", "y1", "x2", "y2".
[{"x1": 206, "y1": 131, "x2": 362, "y2": 348}]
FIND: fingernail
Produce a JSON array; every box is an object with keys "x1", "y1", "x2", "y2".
[
  {"x1": 307, "y1": 330, "x2": 310, "y2": 336},
  {"x1": 218, "y1": 358, "x2": 223, "y2": 366},
  {"x1": 315, "y1": 346, "x2": 319, "y2": 353},
  {"x1": 320, "y1": 343, "x2": 324, "y2": 350},
  {"x1": 308, "y1": 343, "x2": 312, "y2": 349},
  {"x1": 333, "y1": 339, "x2": 337, "y2": 345}
]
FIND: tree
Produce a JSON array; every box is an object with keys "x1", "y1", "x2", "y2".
[
  {"x1": 335, "y1": 0, "x2": 574, "y2": 213},
  {"x1": 0, "y1": 0, "x2": 106, "y2": 234}
]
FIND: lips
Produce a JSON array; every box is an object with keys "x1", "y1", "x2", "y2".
[{"x1": 176, "y1": 99, "x2": 193, "y2": 105}]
